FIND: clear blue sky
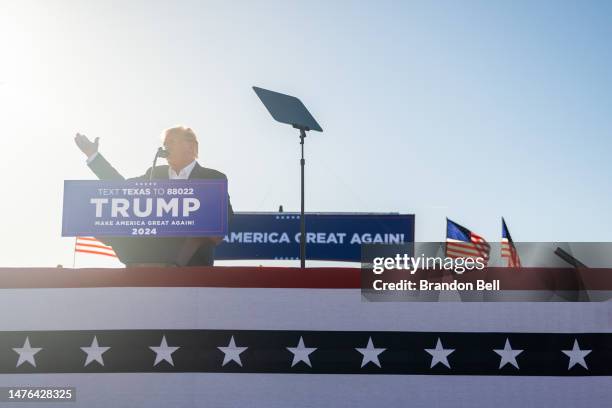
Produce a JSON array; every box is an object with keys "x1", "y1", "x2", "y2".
[{"x1": 1, "y1": 0, "x2": 611, "y2": 266}]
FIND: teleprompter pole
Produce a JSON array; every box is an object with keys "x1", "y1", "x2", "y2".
[
  {"x1": 299, "y1": 128, "x2": 306, "y2": 268},
  {"x1": 251, "y1": 86, "x2": 323, "y2": 268}
]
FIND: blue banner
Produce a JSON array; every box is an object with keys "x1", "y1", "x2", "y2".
[
  {"x1": 217, "y1": 212, "x2": 414, "y2": 262},
  {"x1": 62, "y1": 180, "x2": 228, "y2": 237}
]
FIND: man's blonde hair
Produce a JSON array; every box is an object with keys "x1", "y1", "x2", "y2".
[{"x1": 163, "y1": 126, "x2": 199, "y2": 157}]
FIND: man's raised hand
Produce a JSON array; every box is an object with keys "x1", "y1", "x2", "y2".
[{"x1": 74, "y1": 133, "x2": 99, "y2": 157}]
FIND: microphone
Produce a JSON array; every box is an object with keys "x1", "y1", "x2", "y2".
[
  {"x1": 156, "y1": 147, "x2": 169, "y2": 158},
  {"x1": 150, "y1": 147, "x2": 169, "y2": 180}
]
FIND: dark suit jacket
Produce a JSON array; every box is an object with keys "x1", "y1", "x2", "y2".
[{"x1": 88, "y1": 153, "x2": 232, "y2": 266}]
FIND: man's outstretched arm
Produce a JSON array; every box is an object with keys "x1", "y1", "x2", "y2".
[{"x1": 74, "y1": 133, "x2": 125, "y2": 180}]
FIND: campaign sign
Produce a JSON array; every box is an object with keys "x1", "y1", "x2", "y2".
[
  {"x1": 62, "y1": 180, "x2": 228, "y2": 237},
  {"x1": 217, "y1": 212, "x2": 414, "y2": 262}
]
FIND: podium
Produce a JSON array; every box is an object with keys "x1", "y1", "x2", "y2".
[
  {"x1": 99, "y1": 236, "x2": 211, "y2": 267},
  {"x1": 63, "y1": 179, "x2": 229, "y2": 267}
]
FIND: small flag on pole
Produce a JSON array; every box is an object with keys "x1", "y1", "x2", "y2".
[
  {"x1": 74, "y1": 237, "x2": 117, "y2": 258},
  {"x1": 501, "y1": 218, "x2": 521, "y2": 267},
  {"x1": 446, "y1": 218, "x2": 491, "y2": 262}
]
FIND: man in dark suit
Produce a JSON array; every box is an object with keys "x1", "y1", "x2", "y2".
[{"x1": 74, "y1": 126, "x2": 232, "y2": 266}]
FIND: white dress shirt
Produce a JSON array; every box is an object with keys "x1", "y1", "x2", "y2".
[{"x1": 169, "y1": 160, "x2": 197, "y2": 179}]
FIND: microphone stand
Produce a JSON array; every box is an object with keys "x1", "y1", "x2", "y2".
[{"x1": 150, "y1": 147, "x2": 168, "y2": 181}]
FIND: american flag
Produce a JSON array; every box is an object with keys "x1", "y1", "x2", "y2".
[
  {"x1": 446, "y1": 218, "x2": 491, "y2": 262},
  {"x1": 501, "y1": 217, "x2": 521, "y2": 267},
  {"x1": 74, "y1": 236, "x2": 117, "y2": 258}
]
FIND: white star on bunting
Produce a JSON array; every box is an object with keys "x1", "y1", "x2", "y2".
[
  {"x1": 425, "y1": 338, "x2": 454, "y2": 368},
  {"x1": 562, "y1": 339, "x2": 591, "y2": 370},
  {"x1": 494, "y1": 338, "x2": 523, "y2": 369},
  {"x1": 287, "y1": 336, "x2": 317, "y2": 367},
  {"x1": 149, "y1": 335, "x2": 180, "y2": 366},
  {"x1": 81, "y1": 336, "x2": 110, "y2": 367},
  {"x1": 13, "y1": 337, "x2": 42, "y2": 368},
  {"x1": 356, "y1": 337, "x2": 386, "y2": 368},
  {"x1": 218, "y1": 336, "x2": 248, "y2": 367}
]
